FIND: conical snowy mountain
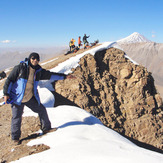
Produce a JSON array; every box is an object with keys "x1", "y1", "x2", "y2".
[{"x1": 117, "y1": 32, "x2": 152, "y2": 43}]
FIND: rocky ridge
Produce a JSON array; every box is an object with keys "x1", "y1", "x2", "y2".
[
  {"x1": 119, "y1": 42, "x2": 163, "y2": 99},
  {"x1": 55, "y1": 47, "x2": 163, "y2": 151}
]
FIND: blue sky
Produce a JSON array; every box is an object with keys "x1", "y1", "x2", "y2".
[{"x1": 0, "y1": 0, "x2": 162, "y2": 48}]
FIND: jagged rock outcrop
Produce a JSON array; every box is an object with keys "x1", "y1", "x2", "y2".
[
  {"x1": 55, "y1": 47, "x2": 163, "y2": 151},
  {"x1": 119, "y1": 42, "x2": 163, "y2": 98}
]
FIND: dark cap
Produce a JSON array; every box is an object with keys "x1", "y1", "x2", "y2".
[{"x1": 29, "y1": 52, "x2": 40, "y2": 61}]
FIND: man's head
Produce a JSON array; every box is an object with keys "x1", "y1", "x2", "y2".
[
  {"x1": 28, "y1": 52, "x2": 40, "y2": 69},
  {"x1": 28, "y1": 52, "x2": 40, "y2": 67}
]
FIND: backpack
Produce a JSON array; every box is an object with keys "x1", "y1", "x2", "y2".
[{"x1": 0, "y1": 71, "x2": 6, "y2": 80}]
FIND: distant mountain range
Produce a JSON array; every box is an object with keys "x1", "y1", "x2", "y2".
[{"x1": 0, "y1": 46, "x2": 67, "y2": 71}]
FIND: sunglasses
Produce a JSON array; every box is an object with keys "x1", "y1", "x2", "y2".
[{"x1": 31, "y1": 57, "x2": 40, "y2": 61}]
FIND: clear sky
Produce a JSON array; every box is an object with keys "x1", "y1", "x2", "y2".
[{"x1": 0, "y1": 0, "x2": 162, "y2": 48}]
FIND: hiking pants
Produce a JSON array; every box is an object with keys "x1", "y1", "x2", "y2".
[{"x1": 11, "y1": 96, "x2": 51, "y2": 140}]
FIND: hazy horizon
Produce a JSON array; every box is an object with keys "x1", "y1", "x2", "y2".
[{"x1": 0, "y1": 46, "x2": 68, "y2": 71}]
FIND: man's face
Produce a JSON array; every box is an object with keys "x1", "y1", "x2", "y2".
[{"x1": 30, "y1": 57, "x2": 39, "y2": 66}]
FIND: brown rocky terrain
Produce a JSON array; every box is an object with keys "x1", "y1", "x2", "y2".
[
  {"x1": 55, "y1": 47, "x2": 163, "y2": 152},
  {"x1": 0, "y1": 46, "x2": 162, "y2": 162},
  {"x1": 119, "y1": 42, "x2": 163, "y2": 99},
  {"x1": 0, "y1": 105, "x2": 50, "y2": 163}
]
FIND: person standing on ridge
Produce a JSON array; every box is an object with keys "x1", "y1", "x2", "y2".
[
  {"x1": 83, "y1": 34, "x2": 90, "y2": 49},
  {"x1": 69, "y1": 38, "x2": 75, "y2": 51},
  {"x1": 3, "y1": 52, "x2": 75, "y2": 145},
  {"x1": 78, "y1": 36, "x2": 82, "y2": 49}
]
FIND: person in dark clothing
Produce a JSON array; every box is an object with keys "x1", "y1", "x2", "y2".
[
  {"x1": 83, "y1": 34, "x2": 90, "y2": 49},
  {"x1": 3, "y1": 52, "x2": 75, "y2": 145}
]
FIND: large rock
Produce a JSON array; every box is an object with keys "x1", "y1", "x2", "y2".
[
  {"x1": 119, "y1": 42, "x2": 163, "y2": 98},
  {"x1": 55, "y1": 48, "x2": 163, "y2": 151}
]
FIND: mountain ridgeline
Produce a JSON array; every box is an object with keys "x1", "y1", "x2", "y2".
[{"x1": 55, "y1": 47, "x2": 163, "y2": 152}]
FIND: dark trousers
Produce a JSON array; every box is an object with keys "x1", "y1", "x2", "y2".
[{"x1": 11, "y1": 96, "x2": 51, "y2": 140}]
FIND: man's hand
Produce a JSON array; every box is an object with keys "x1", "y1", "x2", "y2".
[
  {"x1": 4, "y1": 95, "x2": 9, "y2": 104},
  {"x1": 66, "y1": 75, "x2": 77, "y2": 79}
]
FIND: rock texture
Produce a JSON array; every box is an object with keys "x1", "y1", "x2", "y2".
[
  {"x1": 55, "y1": 47, "x2": 163, "y2": 151},
  {"x1": 119, "y1": 42, "x2": 163, "y2": 98}
]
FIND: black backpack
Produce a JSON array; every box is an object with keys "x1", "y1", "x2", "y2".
[{"x1": 0, "y1": 71, "x2": 6, "y2": 79}]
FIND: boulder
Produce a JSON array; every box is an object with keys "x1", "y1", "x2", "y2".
[{"x1": 55, "y1": 47, "x2": 163, "y2": 151}]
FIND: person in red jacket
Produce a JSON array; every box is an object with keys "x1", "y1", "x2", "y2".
[{"x1": 78, "y1": 36, "x2": 82, "y2": 49}]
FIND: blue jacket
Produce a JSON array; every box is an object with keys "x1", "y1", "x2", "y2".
[{"x1": 3, "y1": 59, "x2": 66, "y2": 105}]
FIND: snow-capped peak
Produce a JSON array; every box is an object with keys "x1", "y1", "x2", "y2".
[{"x1": 117, "y1": 32, "x2": 151, "y2": 43}]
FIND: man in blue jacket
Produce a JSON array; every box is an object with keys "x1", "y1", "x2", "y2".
[{"x1": 3, "y1": 52, "x2": 74, "y2": 145}]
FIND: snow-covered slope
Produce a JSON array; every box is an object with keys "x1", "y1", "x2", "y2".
[
  {"x1": 117, "y1": 32, "x2": 152, "y2": 43},
  {"x1": 13, "y1": 106, "x2": 163, "y2": 163}
]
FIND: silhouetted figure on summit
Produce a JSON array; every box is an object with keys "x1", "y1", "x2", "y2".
[{"x1": 83, "y1": 34, "x2": 90, "y2": 49}]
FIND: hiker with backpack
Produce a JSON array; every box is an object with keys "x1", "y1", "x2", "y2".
[
  {"x1": 3, "y1": 52, "x2": 76, "y2": 145},
  {"x1": 83, "y1": 34, "x2": 90, "y2": 49},
  {"x1": 69, "y1": 38, "x2": 76, "y2": 51}
]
